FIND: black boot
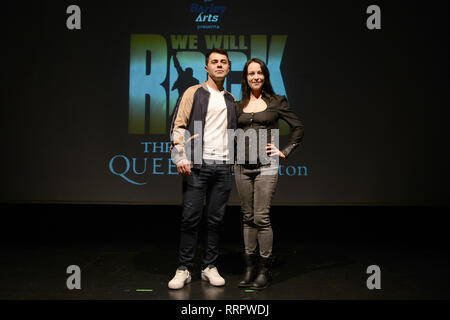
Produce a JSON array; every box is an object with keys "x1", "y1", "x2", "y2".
[
  {"x1": 250, "y1": 256, "x2": 272, "y2": 290},
  {"x1": 238, "y1": 254, "x2": 258, "y2": 288}
]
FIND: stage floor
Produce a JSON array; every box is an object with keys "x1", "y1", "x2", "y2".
[{"x1": 1, "y1": 239, "x2": 449, "y2": 300}]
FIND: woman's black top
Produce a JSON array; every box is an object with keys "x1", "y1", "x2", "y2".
[{"x1": 236, "y1": 93, "x2": 304, "y2": 165}]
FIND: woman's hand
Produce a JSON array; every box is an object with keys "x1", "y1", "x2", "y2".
[{"x1": 266, "y1": 143, "x2": 285, "y2": 159}]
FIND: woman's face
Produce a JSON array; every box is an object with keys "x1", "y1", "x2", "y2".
[{"x1": 247, "y1": 62, "x2": 265, "y2": 92}]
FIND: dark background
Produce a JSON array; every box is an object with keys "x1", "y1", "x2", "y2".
[
  {"x1": 0, "y1": 1, "x2": 449, "y2": 305},
  {"x1": 2, "y1": 0, "x2": 449, "y2": 205}
]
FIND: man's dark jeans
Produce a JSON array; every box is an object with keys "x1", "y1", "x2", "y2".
[{"x1": 178, "y1": 163, "x2": 232, "y2": 271}]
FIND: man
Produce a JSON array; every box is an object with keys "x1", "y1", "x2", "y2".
[{"x1": 168, "y1": 48, "x2": 237, "y2": 289}]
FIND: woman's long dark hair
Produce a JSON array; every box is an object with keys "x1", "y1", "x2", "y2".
[{"x1": 239, "y1": 58, "x2": 275, "y2": 109}]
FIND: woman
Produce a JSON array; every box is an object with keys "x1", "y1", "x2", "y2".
[{"x1": 235, "y1": 58, "x2": 304, "y2": 290}]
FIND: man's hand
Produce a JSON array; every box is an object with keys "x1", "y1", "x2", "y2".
[{"x1": 176, "y1": 159, "x2": 192, "y2": 176}]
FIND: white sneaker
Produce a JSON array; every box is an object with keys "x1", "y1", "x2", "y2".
[
  {"x1": 168, "y1": 269, "x2": 191, "y2": 289},
  {"x1": 201, "y1": 266, "x2": 225, "y2": 286}
]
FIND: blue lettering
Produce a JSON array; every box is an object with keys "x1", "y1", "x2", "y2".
[
  {"x1": 286, "y1": 166, "x2": 295, "y2": 176},
  {"x1": 132, "y1": 157, "x2": 147, "y2": 175},
  {"x1": 191, "y1": 3, "x2": 227, "y2": 15},
  {"x1": 298, "y1": 165, "x2": 308, "y2": 176},
  {"x1": 190, "y1": 3, "x2": 199, "y2": 13},
  {"x1": 129, "y1": 35, "x2": 167, "y2": 134},
  {"x1": 109, "y1": 155, "x2": 147, "y2": 185},
  {"x1": 152, "y1": 157, "x2": 164, "y2": 175},
  {"x1": 153, "y1": 142, "x2": 165, "y2": 153},
  {"x1": 168, "y1": 159, "x2": 179, "y2": 175},
  {"x1": 278, "y1": 164, "x2": 284, "y2": 176},
  {"x1": 141, "y1": 142, "x2": 151, "y2": 153},
  {"x1": 165, "y1": 142, "x2": 171, "y2": 153}
]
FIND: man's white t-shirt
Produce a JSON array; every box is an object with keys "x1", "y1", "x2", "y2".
[{"x1": 202, "y1": 84, "x2": 229, "y2": 161}]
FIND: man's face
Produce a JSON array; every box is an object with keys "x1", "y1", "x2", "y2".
[{"x1": 205, "y1": 52, "x2": 230, "y2": 81}]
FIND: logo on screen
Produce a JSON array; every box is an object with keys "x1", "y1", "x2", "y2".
[
  {"x1": 128, "y1": 34, "x2": 288, "y2": 135},
  {"x1": 191, "y1": 0, "x2": 227, "y2": 29}
]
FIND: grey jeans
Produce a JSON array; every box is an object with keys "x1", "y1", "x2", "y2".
[{"x1": 234, "y1": 164, "x2": 278, "y2": 258}]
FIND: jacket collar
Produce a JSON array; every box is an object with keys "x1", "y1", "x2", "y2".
[{"x1": 201, "y1": 81, "x2": 234, "y2": 99}]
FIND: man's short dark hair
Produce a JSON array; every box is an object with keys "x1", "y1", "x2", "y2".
[{"x1": 205, "y1": 48, "x2": 229, "y2": 65}]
